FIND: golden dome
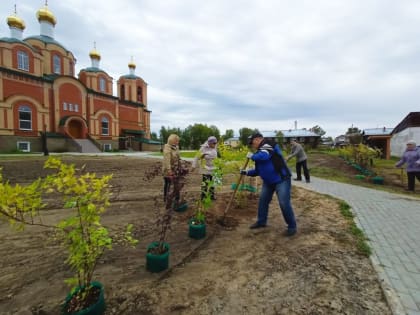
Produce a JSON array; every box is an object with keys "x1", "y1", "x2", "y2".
[
  {"x1": 89, "y1": 48, "x2": 101, "y2": 60},
  {"x1": 128, "y1": 61, "x2": 136, "y2": 69},
  {"x1": 36, "y1": 6, "x2": 57, "y2": 26},
  {"x1": 7, "y1": 14, "x2": 26, "y2": 30}
]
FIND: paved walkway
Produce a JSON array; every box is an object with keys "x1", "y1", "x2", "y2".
[{"x1": 293, "y1": 177, "x2": 420, "y2": 315}]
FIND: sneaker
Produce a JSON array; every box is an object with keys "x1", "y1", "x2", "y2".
[
  {"x1": 293, "y1": 178, "x2": 302, "y2": 181},
  {"x1": 305, "y1": 180, "x2": 310, "y2": 183},
  {"x1": 284, "y1": 229, "x2": 297, "y2": 236},
  {"x1": 249, "y1": 222, "x2": 267, "y2": 229}
]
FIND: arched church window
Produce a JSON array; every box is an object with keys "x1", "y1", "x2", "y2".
[
  {"x1": 18, "y1": 105, "x2": 32, "y2": 130},
  {"x1": 101, "y1": 117, "x2": 109, "y2": 135}
]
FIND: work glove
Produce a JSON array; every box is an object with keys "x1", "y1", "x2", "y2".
[
  {"x1": 246, "y1": 152, "x2": 253, "y2": 159},
  {"x1": 240, "y1": 169, "x2": 247, "y2": 175}
]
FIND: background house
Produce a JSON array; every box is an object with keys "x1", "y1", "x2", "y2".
[
  {"x1": 391, "y1": 112, "x2": 420, "y2": 157},
  {"x1": 262, "y1": 129, "x2": 320, "y2": 149},
  {"x1": 223, "y1": 137, "x2": 240, "y2": 148},
  {"x1": 281, "y1": 129, "x2": 320, "y2": 148},
  {"x1": 362, "y1": 127, "x2": 393, "y2": 159},
  {"x1": 320, "y1": 136, "x2": 334, "y2": 147},
  {"x1": 334, "y1": 135, "x2": 348, "y2": 147}
]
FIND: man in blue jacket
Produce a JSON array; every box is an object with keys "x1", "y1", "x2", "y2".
[{"x1": 241, "y1": 133, "x2": 297, "y2": 236}]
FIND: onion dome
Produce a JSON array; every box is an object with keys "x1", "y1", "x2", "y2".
[
  {"x1": 127, "y1": 57, "x2": 138, "y2": 77},
  {"x1": 89, "y1": 42, "x2": 101, "y2": 60},
  {"x1": 7, "y1": 12, "x2": 25, "y2": 30},
  {"x1": 128, "y1": 59, "x2": 136, "y2": 69},
  {"x1": 89, "y1": 48, "x2": 101, "y2": 60},
  {"x1": 36, "y1": 5, "x2": 57, "y2": 26}
]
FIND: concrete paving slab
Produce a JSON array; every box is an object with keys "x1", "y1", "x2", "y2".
[{"x1": 293, "y1": 177, "x2": 420, "y2": 315}]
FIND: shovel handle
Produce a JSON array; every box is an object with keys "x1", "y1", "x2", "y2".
[{"x1": 223, "y1": 158, "x2": 250, "y2": 216}]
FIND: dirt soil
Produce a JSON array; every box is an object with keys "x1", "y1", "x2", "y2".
[{"x1": 0, "y1": 155, "x2": 391, "y2": 315}]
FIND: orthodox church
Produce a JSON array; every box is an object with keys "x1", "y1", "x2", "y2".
[{"x1": 0, "y1": 3, "x2": 157, "y2": 153}]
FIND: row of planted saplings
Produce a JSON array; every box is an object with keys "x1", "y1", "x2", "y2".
[
  {"x1": 145, "y1": 159, "x2": 226, "y2": 274},
  {"x1": 339, "y1": 149, "x2": 384, "y2": 184},
  {"x1": 147, "y1": 158, "x2": 257, "y2": 274},
  {"x1": 0, "y1": 158, "x2": 212, "y2": 315}
]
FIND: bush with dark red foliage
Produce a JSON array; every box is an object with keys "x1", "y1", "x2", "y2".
[{"x1": 143, "y1": 160, "x2": 191, "y2": 253}]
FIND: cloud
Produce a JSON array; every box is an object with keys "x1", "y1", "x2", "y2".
[{"x1": 2, "y1": 0, "x2": 420, "y2": 137}]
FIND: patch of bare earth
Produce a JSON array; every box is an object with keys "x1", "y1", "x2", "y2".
[{"x1": 0, "y1": 157, "x2": 391, "y2": 314}]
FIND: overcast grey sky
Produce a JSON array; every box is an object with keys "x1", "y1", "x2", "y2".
[{"x1": 2, "y1": 0, "x2": 420, "y2": 137}]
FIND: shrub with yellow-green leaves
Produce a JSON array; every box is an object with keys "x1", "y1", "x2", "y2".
[{"x1": 0, "y1": 157, "x2": 137, "y2": 303}]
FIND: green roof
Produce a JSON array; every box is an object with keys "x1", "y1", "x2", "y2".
[
  {"x1": 0, "y1": 37, "x2": 39, "y2": 53},
  {"x1": 133, "y1": 137, "x2": 161, "y2": 144},
  {"x1": 121, "y1": 74, "x2": 141, "y2": 79},
  {"x1": 122, "y1": 129, "x2": 145, "y2": 135},
  {"x1": 83, "y1": 67, "x2": 106, "y2": 73},
  {"x1": 43, "y1": 73, "x2": 60, "y2": 81},
  {"x1": 24, "y1": 35, "x2": 69, "y2": 52}
]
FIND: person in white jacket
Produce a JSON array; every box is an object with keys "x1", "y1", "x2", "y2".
[{"x1": 192, "y1": 136, "x2": 218, "y2": 200}]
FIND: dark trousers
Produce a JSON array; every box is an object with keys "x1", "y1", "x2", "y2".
[
  {"x1": 201, "y1": 174, "x2": 215, "y2": 200},
  {"x1": 296, "y1": 160, "x2": 310, "y2": 182},
  {"x1": 163, "y1": 177, "x2": 180, "y2": 202},
  {"x1": 407, "y1": 172, "x2": 420, "y2": 191}
]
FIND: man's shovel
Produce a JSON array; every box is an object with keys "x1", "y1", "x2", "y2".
[{"x1": 218, "y1": 158, "x2": 250, "y2": 225}]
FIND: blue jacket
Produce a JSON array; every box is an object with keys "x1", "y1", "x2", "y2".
[{"x1": 246, "y1": 142, "x2": 289, "y2": 184}]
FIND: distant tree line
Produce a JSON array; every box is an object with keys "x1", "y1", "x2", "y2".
[{"x1": 150, "y1": 124, "x2": 327, "y2": 150}]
